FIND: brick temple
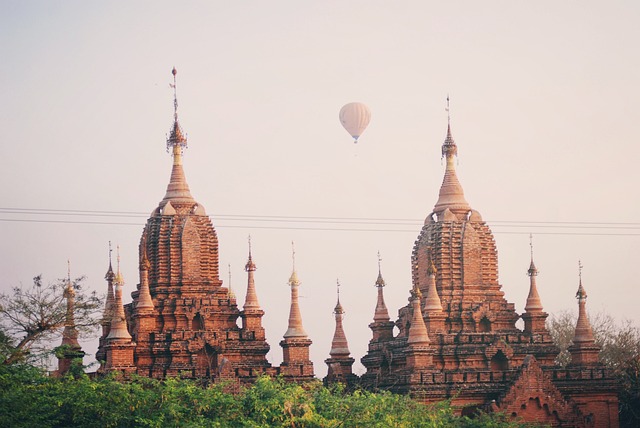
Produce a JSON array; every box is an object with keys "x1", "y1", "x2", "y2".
[
  {"x1": 51, "y1": 70, "x2": 620, "y2": 426},
  {"x1": 93, "y1": 68, "x2": 314, "y2": 385},
  {"x1": 350, "y1": 122, "x2": 620, "y2": 427}
]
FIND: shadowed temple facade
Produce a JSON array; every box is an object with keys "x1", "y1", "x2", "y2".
[{"x1": 66, "y1": 71, "x2": 619, "y2": 427}]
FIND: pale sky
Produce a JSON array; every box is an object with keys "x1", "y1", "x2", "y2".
[{"x1": 1, "y1": 1, "x2": 639, "y2": 377}]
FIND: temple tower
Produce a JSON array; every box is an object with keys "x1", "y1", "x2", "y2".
[
  {"x1": 521, "y1": 237, "x2": 548, "y2": 334},
  {"x1": 279, "y1": 244, "x2": 314, "y2": 381},
  {"x1": 56, "y1": 262, "x2": 84, "y2": 375},
  {"x1": 359, "y1": 103, "x2": 618, "y2": 426},
  {"x1": 324, "y1": 280, "x2": 356, "y2": 385},
  {"x1": 98, "y1": 69, "x2": 272, "y2": 382},
  {"x1": 96, "y1": 244, "x2": 115, "y2": 369},
  {"x1": 104, "y1": 249, "x2": 135, "y2": 372},
  {"x1": 422, "y1": 258, "x2": 445, "y2": 334},
  {"x1": 568, "y1": 263, "x2": 600, "y2": 366},
  {"x1": 240, "y1": 237, "x2": 265, "y2": 340},
  {"x1": 405, "y1": 285, "x2": 433, "y2": 369}
]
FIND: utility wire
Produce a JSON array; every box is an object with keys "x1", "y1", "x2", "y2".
[
  {"x1": 1, "y1": 206, "x2": 639, "y2": 227},
  {"x1": 1, "y1": 211, "x2": 639, "y2": 236}
]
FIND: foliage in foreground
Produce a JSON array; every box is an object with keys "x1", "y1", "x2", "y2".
[{"x1": 0, "y1": 366, "x2": 538, "y2": 428}]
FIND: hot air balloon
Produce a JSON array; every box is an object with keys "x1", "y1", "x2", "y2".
[{"x1": 339, "y1": 102, "x2": 371, "y2": 143}]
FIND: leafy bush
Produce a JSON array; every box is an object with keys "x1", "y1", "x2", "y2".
[{"x1": 0, "y1": 367, "x2": 538, "y2": 428}]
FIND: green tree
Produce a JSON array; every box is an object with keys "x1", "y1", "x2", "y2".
[{"x1": 0, "y1": 275, "x2": 102, "y2": 365}]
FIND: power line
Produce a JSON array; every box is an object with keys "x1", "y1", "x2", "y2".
[
  {"x1": 1, "y1": 217, "x2": 639, "y2": 236},
  {"x1": 1, "y1": 206, "x2": 639, "y2": 227}
]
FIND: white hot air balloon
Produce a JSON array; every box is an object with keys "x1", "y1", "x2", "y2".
[{"x1": 339, "y1": 102, "x2": 371, "y2": 143}]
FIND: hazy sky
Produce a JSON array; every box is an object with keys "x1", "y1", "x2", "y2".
[{"x1": 1, "y1": 1, "x2": 639, "y2": 377}]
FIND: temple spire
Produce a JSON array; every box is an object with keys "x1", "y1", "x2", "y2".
[
  {"x1": 568, "y1": 261, "x2": 600, "y2": 366},
  {"x1": 107, "y1": 246, "x2": 132, "y2": 340},
  {"x1": 373, "y1": 252, "x2": 391, "y2": 322},
  {"x1": 243, "y1": 236, "x2": 261, "y2": 310},
  {"x1": 572, "y1": 261, "x2": 595, "y2": 344},
  {"x1": 162, "y1": 67, "x2": 195, "y2": 206},
  {"x1": 329, "y1": 280, "x2": 351, "y2": 357},
  {"x1": 56, "y1": 260, "x2": 83, "y2": 375},
  {"x1": 228, "y1": 263, "x2": 236, "y2": 299},
  {"x1": 61, "y1": 260, "x2": 80, "y2": 349},
  {"x1": 407, "y1": 284, "x2": 430, "y2": 345},
  {"x1": 103, "y1": 242, "x2": 116, "y2": 327},
  {"x1": 284, "y1": 242, "x2": 307, "y2": 338},
  {"x1": 433, "y1": 96, "x2": 471, "y2": 218},
  {"x1": 524, "y1": 235, "x2": 543, "y2": 312},
  {"x1": 423, "y1": 257, "x2": 443, "y2": 312},
  {"x1": 137, "y1": 247, "x2": 154, "y2": 310}
]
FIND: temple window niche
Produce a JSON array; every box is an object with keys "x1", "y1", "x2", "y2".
[
  {"x1": 193, "y1": 313, "x2": 205, "y2": 331},
  {"x1": 490, "y1": 350, "x2": 509, "y2": 371},
  {"x1": 478, "y1": 316, "x2": 492, "y2": 333}
]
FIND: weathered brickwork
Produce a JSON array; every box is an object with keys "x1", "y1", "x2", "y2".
[
  {"x1": 96, "y1": 73, "x2": 313, "y2": 385},
  {"x1": 359, "y1": 124, "x2": 619, "y2": 427}
]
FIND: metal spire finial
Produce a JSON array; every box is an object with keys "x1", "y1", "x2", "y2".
[
  {"x1": 578, "y1": 260, "x2": 583, "y2": 281},
  {"x1": 228, "y1": 263, "x2": 236, "y2": 298},
  {"x1": 446, "y1": 94, "x2": 451, "y2": 126},
  {"x1": 288, "y1": 241, "x2": 300, "y2": 286},
  {"x1": 529, "y1": 233, "x2": 534, "y2": 261},
  {"x1": 337, "y1": 278, "x2": 340, "y2": 300},
  {"x1": 375, "y1": 251, "x2": 386, "y2": 288},
  {"x1": 292, "y1": 241, "x2": 296, "y2": 270},
  {"x1": 67, "y1": 259, "x2": 71, "y2": 283},
  {"x1": 166, "y1": 67, "x2": 187, "y2": 154},
  {"x1": 171, "y1": 67, "x2": 178, "y2": 122},
  {"x1": 527, "y1": 233, "x2": 538, "y2": 277},
  {"x1": 108, "y1": 241, "x2": 113, "y2": 265}
]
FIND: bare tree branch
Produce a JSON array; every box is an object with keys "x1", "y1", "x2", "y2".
[{"x1": 0, "y1": 275, "x2": 103, "y2": 365}]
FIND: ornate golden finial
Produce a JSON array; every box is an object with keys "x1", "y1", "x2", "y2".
[
  {"x1": 115, "y1": 244, "x2": 124, "y2": 285},
  {"x1": 576, "y1": 260, "x2": 587, "y2": 301},
  {"x1": 245, "y1": 236, "x2": 257, "y2": 272},
  {"x1": 442, "y1": 95, "x2": 457, "y2": 159},
  {"x1": 288, "y1": 241, "x2": 300, "y2": 286},
  {"x1": 167, "y1": 67, "x2": 187, "y2": 154}
]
